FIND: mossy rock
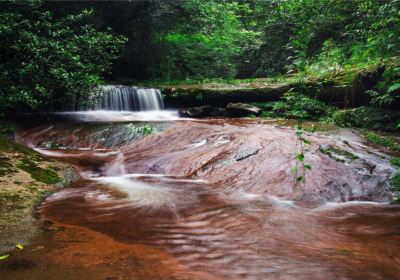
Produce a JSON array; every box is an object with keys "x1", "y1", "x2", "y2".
[
  {"x1": 16, "y1": 158, "x2": 60, "y2": 184},
  {"x1": 319, "y1": 144, "x2": 359, "y2": 163}
]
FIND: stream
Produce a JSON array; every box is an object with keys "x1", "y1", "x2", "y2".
[{"x1": 1, "y1": 107, "x2": 400, "y2": 279}]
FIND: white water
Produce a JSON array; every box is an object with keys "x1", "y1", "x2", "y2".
[
  {"x1": 55, "y1": 110, "x2": 180, "y2": 122},
  {"x1": 80, "y1": 85, "x2": 164, "y2": 111}
]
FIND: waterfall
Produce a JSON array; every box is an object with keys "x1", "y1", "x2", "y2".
[{"x1": 79, "y1": 85, "x2": 165, "y2": 111}]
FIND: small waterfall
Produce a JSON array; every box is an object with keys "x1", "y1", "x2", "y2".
[{"x1": 79, "y1": 85, "x2": 165, "y2": 111}]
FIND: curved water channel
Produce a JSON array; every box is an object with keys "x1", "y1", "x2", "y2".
[{"x1": 2, "y1": 111, "x2": 400, "y2": 279}]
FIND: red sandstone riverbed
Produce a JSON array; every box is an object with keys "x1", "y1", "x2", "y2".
[{"x1": 1, "y1": 116, "x2": 400, "y2": 279}]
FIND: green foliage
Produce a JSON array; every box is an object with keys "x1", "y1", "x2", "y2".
[
  {"x1": 390, "y1": 158, "x2": 400, "y2": 168},
  {"x1": 391, "y1": 173, "x2": 400, "y2": 191},
  {"x1": 370, "y1": 66, "x2": 400, "y2": 107},
  {"x1": 292, "y1": 124, "x2": 312, "y2": 186},
  {"x1": 152, "y1": 0, "x2": 260, "y2": 79},
  {"x1": 127, "y1": 124, "x2": 157, "y2": 136},
  {"x1": 333, "y1": 107, "x2": 400, "y2": 132},
  {"x1": 0, "y1": 1, "x2": 126, "y2": 113},
  {"x1": 390, "y1": 173, "x2": 400, "y2": 204},
  {"x1": 266, "y1": 91, "x2": 335, "y2": 120},
  {"x1": 362, "y1": 130, "x2": 400, "y2": 152},
  {"x1": 246, "y1": 0, "x2": 400, "y2": 77}
]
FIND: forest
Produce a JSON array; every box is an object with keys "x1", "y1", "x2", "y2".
[
  {"x1": 1, "y1": 1, "x2": 400, "y2": 279},
  {"x1": 1, "y1": 0, "x2": 399, "y2": 113}
]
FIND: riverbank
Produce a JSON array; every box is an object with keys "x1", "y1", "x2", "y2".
[
  {"x1": 139, "y1": 62, "x2": 392, "y2": 109},
  {"x1": 0, "y1": 123, "x2": 79, "y2": 254}
]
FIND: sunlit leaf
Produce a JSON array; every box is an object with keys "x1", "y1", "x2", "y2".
[
  {"x1": 296, "y1": 153, "x2": 305, "y2": 161},
  {"x1": 16, "y1": 244, "x2": 24, "y2": 250},
  {"x1": 0, "y1": 254, "x2": 9, "y2": 260}
]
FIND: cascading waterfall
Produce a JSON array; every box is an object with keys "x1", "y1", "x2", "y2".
[{"x1": 79, "y1": 85, "x2": 165, "y2": 111}]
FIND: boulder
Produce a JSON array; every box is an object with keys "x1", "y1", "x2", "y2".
[
  {"x1": 179, "y1": 105, "x2": 227, "y2": 118},
  {"x1": 226, "y1": 103, "x2": 262, "y2": 117}
]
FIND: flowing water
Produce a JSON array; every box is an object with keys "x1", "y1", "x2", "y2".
[
  {"x1": 2, "y1": 111, "x2": 400, "y2": 280},
  {"x1": 78, "y1": 86, "x2": 164, "y2": 111}
]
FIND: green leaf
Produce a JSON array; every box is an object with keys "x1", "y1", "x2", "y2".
[
  {"x1": 0, "y1": 254, "x2": 9, "y2": 260},
  {"x1": 296, "y1": 153, "x2": 305, "y2": 161},
  {"x1": 388, "y1": 83, "x2": 400, "y2": 93},
  {"x1": 301, "y1": 138, "x2": 312, "y2": 145},
  {"x1": 296, "y1": 176, "x2": 305, "y2": 182},
  {"x1": 290, "y1": 166, "x2": 298, "y2": 175},
  {"x1": 304, "y1": 164, "x2": 312, "y2": 170}
]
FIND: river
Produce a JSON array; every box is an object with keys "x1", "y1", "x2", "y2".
[{"x1": 1, "y1": 108, "x2": 400, "y2": 279}]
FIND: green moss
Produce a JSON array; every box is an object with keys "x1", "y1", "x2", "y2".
[
  {"x1": 363, "y1": 131, "x2": 400, "y2": 152},
  {"x1": 0, "y1": 137, "x2": 44, "y2": 161},
  {"x1": 319, "y1": 145, "x2": 359, "y2": 163},
  {"x1": 17, "y1": 158, "x2": 60, "y2": 184},
  {"x1": 0, "y1": 157, "x2": 13, "y2": 176}
]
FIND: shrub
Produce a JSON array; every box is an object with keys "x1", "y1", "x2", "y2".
[
  {"x1": 267, "y1": 91, "x2": 334, "y2": 120},
  {"x1": 0, "y1": 1, "x2": 126, "y2": 114},
  {"x1": 333, "y1": 107, "x2": 400, "y2": 132}
]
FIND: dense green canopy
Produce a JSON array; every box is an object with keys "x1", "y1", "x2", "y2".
[
  {"x1": 0, "y1": 1, "x2": 126, "y2": 113},
  {"x1": 1, "y1": 0, "x2": 399, "y2": 113}
]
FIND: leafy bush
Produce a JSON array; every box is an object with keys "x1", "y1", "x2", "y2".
[
  {"x1": 333, "y1": 107, "x2": 400, "y2": 132},
  {"x1": 152, "y1": 0, "x2": 260, "y2": 80},
  {"x1": 369, "y1": 66, "x2": 400, "y2": 107},
  {"x1": 362, "y1": 131, "x2": 400, "y2": 152},
  {"x1": 0, "y1": 1, "x2": 126, "y2": 114},
  {"x1": 265, "y1": 91, "x2": 335, "y2": 120}
]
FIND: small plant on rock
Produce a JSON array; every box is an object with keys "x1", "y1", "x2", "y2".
[{"x1": 291, "y1": 124, "x2": 312, "y2": 186}]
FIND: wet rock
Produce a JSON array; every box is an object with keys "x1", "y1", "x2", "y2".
[
  {"x1": 319, "y1": 144, "x2": 358, "y2": 163},
  {"x1": 7, "y1": 259, "x2": 36, "y2": 270},
  {"x1": 235, "y1": 148, "x2": 260, "y2": 161},
  {"x1": 0, "y1": 137, "x2": 79, "y2": 254},
  {"x1": 179, "y1": 106, "x2": 213, "y2": 118},
  {"x1": 179, "y1": 106, "x2": 226, "y2": 118},
  {"x1": 226, "y1": 103, "x2": 262, "y2": 117}
]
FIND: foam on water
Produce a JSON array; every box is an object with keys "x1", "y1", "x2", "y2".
[
  {"x1": 54, "y1": 110, "x2": 180, "y2": 122},
  {"x1": 93, "y1": 176, "x2": 180, "y2": 210},
  {"x1": 313, "y1": 200, "x2": 389, "y2": 212}
]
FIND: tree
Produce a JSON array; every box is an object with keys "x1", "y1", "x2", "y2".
[
  {"x1": 149, "y1": 0, "x2": 260, "y2": 80},
  {"x1": 0, "y1": 1, "x2": 126, "y2": 114}
]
